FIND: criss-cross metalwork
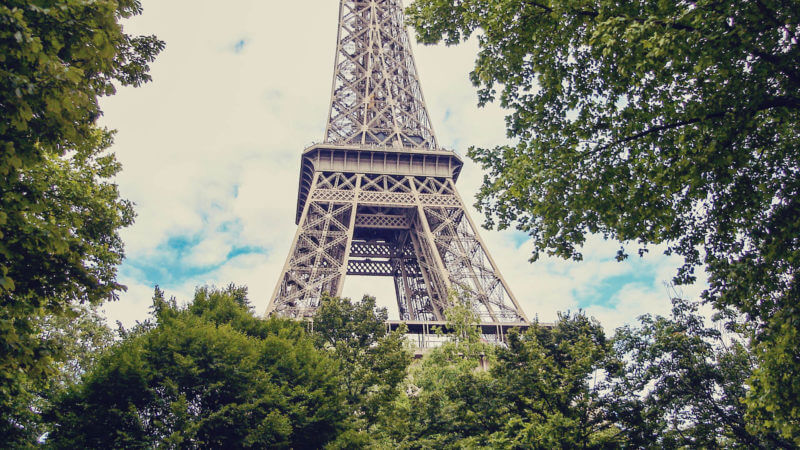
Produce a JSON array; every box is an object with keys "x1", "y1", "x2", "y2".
[
  {"x1": 267, "y1": 0, "x2": 528, "y2": 327},
  {"x1": 325, "y1": 0, "x2": 436, "y2": 149}
]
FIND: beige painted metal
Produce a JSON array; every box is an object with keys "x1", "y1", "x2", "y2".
[{"x1": 266, "y1": 0, "x2": 528, "y2": 326}]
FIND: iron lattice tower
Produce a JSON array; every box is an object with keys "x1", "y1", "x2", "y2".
[{"x1": 266, "y1": 0, "x2": 528, "y2": 325}]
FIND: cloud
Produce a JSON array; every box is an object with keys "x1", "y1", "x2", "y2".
[{"x1": 100, "y1": 0, "x2": 708, "y2": 334}]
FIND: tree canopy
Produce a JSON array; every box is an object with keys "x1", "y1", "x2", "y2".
[
  {"x1": 313, "y1": 294, "x2": 412, "y2": 430},
  {"x1": 14, "y1": 287, "x2": 772, "y2": 448},
  {"x1": 406, "y1": 0, "x2": 800, "y2": 441},
  {"x1": 47, "y1": 286, "x2": 352, "y2": 449},
  {"x1": 611, "y1": 298, "x2": 790, "y2": 448},
  {"x1": 1, "y1": 0, "x2": 163, "y2": 441},
  {"x1": 377, "y1": 311, "x2": 619, "y2": 448},
  {"x1": 1, "y1": 303, "x2": 115, "y2": 446}
]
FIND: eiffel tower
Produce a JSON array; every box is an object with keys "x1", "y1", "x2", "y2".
[{"x1": 266, "y1": 0, "x2": 528, "y2": 327}]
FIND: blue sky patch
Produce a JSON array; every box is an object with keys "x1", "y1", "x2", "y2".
[
  {"x1": 233, "y1": 38, "x2": 248, "y2": 54},
  {"x1": 165, "y1": 234, "x2": 202, "y2": 255},
  {"x1": 121, "y1": 254, "x2": 221, "y2": 290},
  {"x1": 572, "y1": 258, "x2": 657, "y2": 308},
  {"x1": 120, "y1": 206, "x2": 271, "y2": 291},
  {"x1": 217, "y1": 219, "x2": 243, "y2": 234},
  {"x1": 227, "y1": 245, "x2": 268, "y2": 259},
  {"x1": 510, "y1": 231, "x2": 529, "y2": 249},
  {"x1": 122, "y1": 231, "x2": 227, "y2": 289}
]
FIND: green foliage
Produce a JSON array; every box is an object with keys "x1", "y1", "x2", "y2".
[
  {"x1": 376, "y1": 307, "x2": 497, "y2": 448},
  {"x1": 611, "y1": 298, "x2": 791, "y2": 448},
  {"x1": 407, "y1": 0, "x2": 800, "y2": 439},
  {"x1": 379, "y1": 311, "x2": 616, "y2": 449},
  {"x1": 379, "y1": 346, "x2": 496, "y2": 448},
  {"x1": 26, "y1": 287, "x2": 770, "y2": 448},
  {"x1": 1, "y1": 131, "x2": 133, "y2": 397},
  {"x1": 440, "y1": 289, "x2": 483, "y2": 345},
  {"x1": 313, "y1": 294, "x2": 412, "y2": 431},
  {"x1": 46, "y1": 286, "x2": 350, "y2": 449},
  {"x1": 487, "y1": 314, "x2": 619, "y2": 448},
  {"x1": 745, "y1": 289, "x2": 800, "y2": 445},
  {"x1": 40, "y1": 304, "x2": 116, "y2": 392},
  {"x1": 1, "y1": 0, "x2": 163, "y2": 442},
  {"x1": 1, "y1": 303, "x2": 114, "y2": 446},
  {"x1": 1, "y1": 0, "x2": 163, "y2": 167}
]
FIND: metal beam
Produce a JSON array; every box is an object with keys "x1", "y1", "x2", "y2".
[{"x1": 267, "y1": 0, "x2": 530, "y2": 326}]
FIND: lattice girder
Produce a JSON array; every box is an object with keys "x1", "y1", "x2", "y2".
[
  {"x1": 325, "y1": 0, "x2": 438, "y2": 150},
  {"x1": 268, "y1": 0, "x2": 528, "y2": 326},
  {"x1": 268, "y1": 170, "x2": 528, "y2": 323}
]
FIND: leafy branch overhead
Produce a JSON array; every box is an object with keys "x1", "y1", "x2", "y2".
[
  {"x1": 0, "y1": 0, "x2": 163, "y2": 443},
  {"x1": 407, "y1": 0, "x2": 800, "y2": 442}
]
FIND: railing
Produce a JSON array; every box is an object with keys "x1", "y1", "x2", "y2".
[
  {"x1": 305, "y1": 141, "x2": 461, "y2": 156},
  {"x1": 272, "y1": 309, "x2": 547, "y2": 348},
  {"x1": 385, "y1": 320, "x2": 549, "y2": 349}
]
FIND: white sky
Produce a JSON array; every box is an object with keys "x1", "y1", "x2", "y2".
[{"x1": 98, "y1": 0, "x2": 707, "y2": 333}]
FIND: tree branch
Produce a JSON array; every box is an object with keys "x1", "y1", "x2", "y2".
[
  {"x1": 522, "y1": 0, "x2": 552, "y2": 13},
  {"x1": 597, "y1": 114, "x2": 723, "y2": 152},
  {"x1": 753, "y1": 0, "x2": 785, "y2": 28},
  {"x1": 521, "y1": 1, "x2": 598, "y2": 18},
  {"x1": 596, "y1": 96, "x2": 800, "y2": 152},
  {"x1": 747, "y1": 47, "x2": 800, "y2": 86},
  {"x1": 629, "y1": 16, "x2": 697, "y2": 32}
]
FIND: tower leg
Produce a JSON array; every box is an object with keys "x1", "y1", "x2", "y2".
[
  {"x1": 267, "y1": 172, "x2": 358, "y2": 318},
  {"x1": 269, "y1": 173, "x2": 527, "y2": 324}
]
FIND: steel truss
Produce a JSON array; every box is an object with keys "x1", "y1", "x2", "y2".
[
  {"x1": 269, "y1": 172, "x2": 527, "y2": 323},
  {"x1": 325, "y1": 0, "x2": 437, "y2": 149},
  {"x1": 267, "y1": 0, "x2": 528, "y2": 326}
]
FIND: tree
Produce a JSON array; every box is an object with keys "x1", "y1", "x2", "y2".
[
  {"x1": 378, "y1": 307, "x2": 617, "y2": 448},
  {"x1": 486, "y1": 314, "x2": 620, "y2": 448},
  {"x1": 406, "y1": 0, "x2": 800, "y2": 440},
  {"x1": 378, "y1": 341, "x2": 499, "y2": 448},
  {"x1": 375, "y1": 300, "x2": 501, "y2": 448},
  {"x1": 46, "y1": 285, "x2": 352, "y2": 449},
  {"x1": 610, "y1": 297, "x2": 791, "y2": 448},
  {"x1": 40, "y1": 304, "x2": 115, "y2": 390},
  {"x1": 0, "y1": 303, "x2": 115, "y2": 446},
  {"x1": 313, "y1": 294, "x2": 412, "y2": 431},
  {"x1": 1, "y1": 0, "x2": 163, "y2": 439}
]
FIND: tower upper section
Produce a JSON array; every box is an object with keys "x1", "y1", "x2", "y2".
[{"x1": 324, "y1": 0, "x2": 439, "y2": 150}]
